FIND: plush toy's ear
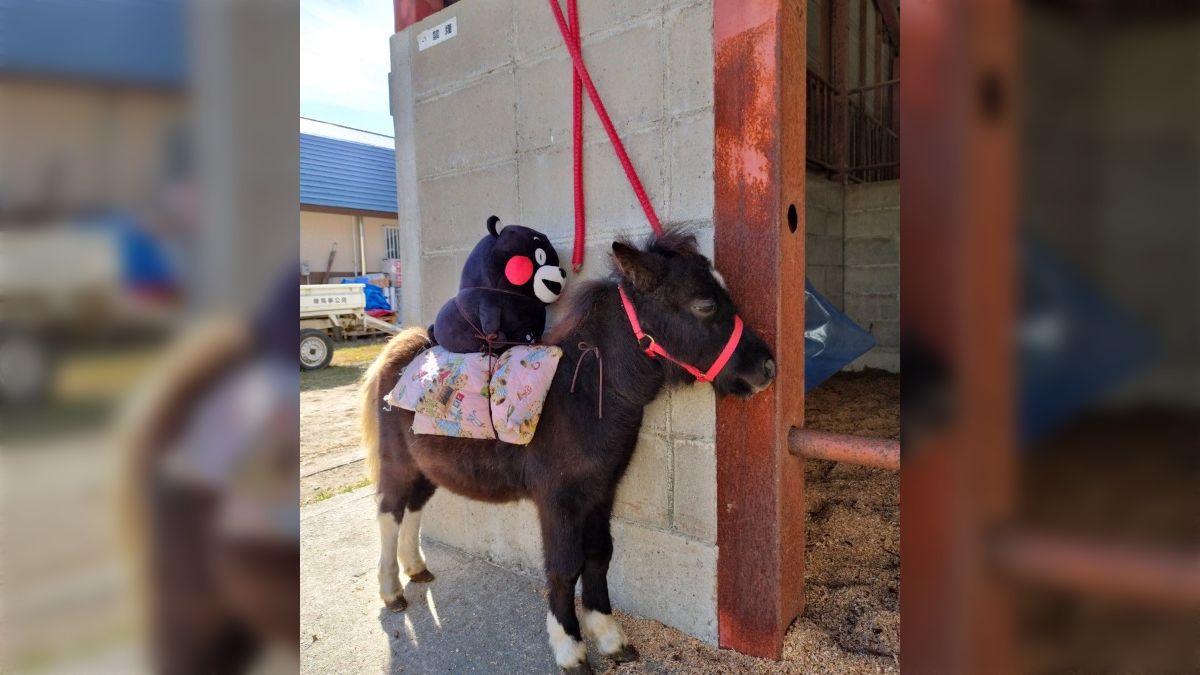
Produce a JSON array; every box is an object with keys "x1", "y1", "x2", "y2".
[
  {"x1": 611, "y1": 241, "x2": 664, "y2": 291},
  {"x1": 487, "y1": 215, "x2": 502, "y2": 237}
]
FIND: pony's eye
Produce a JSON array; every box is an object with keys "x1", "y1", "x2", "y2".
[
  {"x1": 691, "y1": 298, "x2": 717, "y2": 317},
  {"x1": 535, "y1": 248, "x2": 547, "y2": 265}
]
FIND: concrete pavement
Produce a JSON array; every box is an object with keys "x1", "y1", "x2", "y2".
[{"x1": 301, "y1": 486, "x2": 562, "y2": 674}]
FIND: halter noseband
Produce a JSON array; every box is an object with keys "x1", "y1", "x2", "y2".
[{"x1": 617, "y1": 285, "x2": 744, "y2": 384}]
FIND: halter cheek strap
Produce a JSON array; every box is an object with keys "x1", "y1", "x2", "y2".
[{"x1": 618, "y1": 286, "x2": 744, "y2": 383}]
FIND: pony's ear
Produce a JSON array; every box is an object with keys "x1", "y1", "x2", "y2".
[
  {"x1": 611, "y1": 241, "x2": 664, "y2": 291},
  {"x1": 487, "y1": 215, "x2": 502, "y2": 236}
]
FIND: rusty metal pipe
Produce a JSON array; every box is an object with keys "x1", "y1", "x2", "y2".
[
  {"x1": 788, "y1": 428, "x2": 900, "y2": 471},
  {"x1": 992, "y1": 529, "x2": 1200, "y2": 607},
  {"x1": 848, "y1": 78, "x2": 900, "y2": 94}
]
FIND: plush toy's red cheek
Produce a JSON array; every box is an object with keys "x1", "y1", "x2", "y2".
[{"x1": 504, "y1": 256, "x2": 534, "y2": 285}]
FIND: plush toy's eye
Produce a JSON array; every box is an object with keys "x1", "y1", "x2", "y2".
[
  {"x1": 505, "y1": 256, "x2": 534, "y2": 285},
  {"x1": 534, "y1": 248, "x2": 547, "y2": 265}
]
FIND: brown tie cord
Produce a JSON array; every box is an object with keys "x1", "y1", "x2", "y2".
[
  {"x1": 452, "y1": 288, "x2": 541, "y2": 358},
  {"x1": 570, "y1": 342, "x2": 603, "y2": 419}
]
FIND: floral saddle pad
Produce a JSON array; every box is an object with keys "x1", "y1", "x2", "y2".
[{"x1": 384, "y1": 345, "x2": 563, "y2": 445}]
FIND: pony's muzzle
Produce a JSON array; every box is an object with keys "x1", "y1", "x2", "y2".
[
  {"x1": 743, "y1": 356, "x2": 776, "y2": 393},
  {"x1": 729, "y1": 331, "x2": 777, "y2": 393}
]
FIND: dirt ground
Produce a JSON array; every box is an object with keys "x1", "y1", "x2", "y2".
[
  {"x1": 300, "y1": 339, "x2": 386, "y2": 504},
  {"x1": 796, "y1": 370, "x2": 900, "y2": 663},
  {"x1": 301, "y1": 343, "x2": 900, "y2": 673},
  {"x1": 1015, "y1": 411, "x2": 1200, "y2": 674},
  {"x1": 598, "y1": 369, "x2": 901, "y2": 675},
  {"x1": 300, "y1": 379, "x2": 368, "y2": 504}
]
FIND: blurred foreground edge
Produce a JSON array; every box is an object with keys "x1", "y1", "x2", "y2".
[{"x1": 902, "y1": 1, "x2": 1199, "y2": 673}]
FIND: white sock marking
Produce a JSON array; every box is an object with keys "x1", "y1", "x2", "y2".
[
  {"x1": 398, "y1": 508, "x2": 427, "y2": 576},
  {"x1": 582, "y1": 610, "x2": 628, "y2": 655},
  {"x1": 377, "y1": 511, "x2": 402, "y2": 603},
  {"x1": 546, "y1": 611, "x2": 587, "y2": 668}
]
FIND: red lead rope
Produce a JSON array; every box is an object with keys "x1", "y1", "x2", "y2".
[
  {"x1": 548, "y1": 0, "x2": 664, "y2": 273},
  {"x1": 567, "y1": 0, "x2": 585, "y2": 273}
]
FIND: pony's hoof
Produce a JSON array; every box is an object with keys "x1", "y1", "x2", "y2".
[
  {"x1": 608, "y1": 644, "x2": 640, "y2": 663},
  {"x1": 561, "y1": 661, "x2": 594, "y2": 675},
  {"x1": 384, "y1": 595, "x2": 408, "y2": 612},
  {"x1": 407, "y1": 569, "x2": 435, "y2": 584}
]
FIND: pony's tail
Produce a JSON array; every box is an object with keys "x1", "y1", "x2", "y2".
[
  {"x1": 360, "y1": 327, "x2": 430, "y2": 483},
  {"x1": 113, "y1": 317, "x2": 252, "y2": 625}
]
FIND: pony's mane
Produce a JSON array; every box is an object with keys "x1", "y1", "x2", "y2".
[
  {"x1": 638, "y1": 226, "x2": 701, "y2": 258},
  {"x1": 546, "y1": 227, "x2": 700, "y2": 344},
  {"x1": 546, "y1": 280, "x2": 610, "y2": 345}
]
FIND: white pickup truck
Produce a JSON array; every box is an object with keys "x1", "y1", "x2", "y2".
[
  {"x1": 0, "y1": 226, "x2": 178, "y2": 403},
  {"x1": 299, "y1": 284, "x2": 398, "y2": 370}
]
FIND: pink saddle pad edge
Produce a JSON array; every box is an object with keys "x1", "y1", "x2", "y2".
[{"x1": 385, "y1": 345, "x2": 562, "y2": 445}]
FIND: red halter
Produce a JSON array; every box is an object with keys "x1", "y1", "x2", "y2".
[{"x1": 618, "y1": 286, "x2": 744, "y2": 384}]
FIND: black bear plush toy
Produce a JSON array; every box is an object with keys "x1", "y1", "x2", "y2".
[{"x1": 430, "y1": 216, "x2": 567, "y2": 354}]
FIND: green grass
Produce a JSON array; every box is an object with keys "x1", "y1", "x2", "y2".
[
  {"x1": 300, "y1": 339, "x2": 388, "y2": 392},
  {"x1": 1, "y1": 347, "x2": 157, "y2": 444},
  {"x1": 328, "y1": 340, "x2": 391, "y2": 367},
  {"x1": 0, "y1": 398, "x2": 116, "y2": 444},
  {"x1": 308, "y1": 477, "x2": 372, "y2": 504}
]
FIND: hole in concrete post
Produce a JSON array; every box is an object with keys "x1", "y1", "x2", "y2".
[{"x1": 787, "y1": 204, "x2": 798, "y2": 233}]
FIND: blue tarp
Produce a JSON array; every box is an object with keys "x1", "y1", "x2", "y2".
[
  {"x1": 77, "y1": 212, "x2": 178, "y2": 291},
  {"x1": 804, "y1": 279, "x2": 876, "y2": 391},
  {"x1": 340, "y1": 276, "x2": 391, "y2": 312},
  {"x1": 1018, "y1": 238, "x2": 1152, "y2": 444}
]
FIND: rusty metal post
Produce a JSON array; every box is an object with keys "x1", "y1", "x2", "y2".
[
  {"x1": 962, "y1": 2, "x2": 1019, "y2": 672},
  {"x1": 714, "y1": 0, "x2": 806, "y2": 660},
  {"x1": 877, "y1": 0, "x2": 900, "y2": 49},
  {"x1": 830, "y1": 0, "x2": 850, "y2": 182},
  {"x1": 901, "y1": 0, "x2": 1018, "y2": 672}
]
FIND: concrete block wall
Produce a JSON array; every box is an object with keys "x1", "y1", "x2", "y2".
[
  {"x1": 804, "y1": 173, "x2": 900, "y2": 373},
  {"x1": 390, "y1": 0, "x2": 721, "y2": 643},
  {"x1": 805, "y1": 172, "x2": 846, "y2": 308},
  {"x1": 843, "y1": 180, "x2": 900, "y2": 372}
]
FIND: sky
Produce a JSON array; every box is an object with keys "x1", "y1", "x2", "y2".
[{"x1": 300, "y1": 0, "x2": 395, "y2": 137}]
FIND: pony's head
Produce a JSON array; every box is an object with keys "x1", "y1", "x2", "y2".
[{"x1": 610, "y1": 230, "x2": 776, "y2": 398}]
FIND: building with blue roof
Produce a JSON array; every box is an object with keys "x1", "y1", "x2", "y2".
[
  {"x1": 0, "y1": 0, "x2": 187, "y2": 89},
  {"x1": 299, "y1": 119, "x2": 400, "y2": 283},
  {"x1": 300, "y1": 130, "x2": 397, "y2": 216},
  {"x1": 0, "y1": 1, "x2": 188, "y2": 215}
]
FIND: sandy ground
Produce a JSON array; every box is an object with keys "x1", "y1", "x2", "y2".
[
  {"x1": 1015, "y1": 411, "x2": 1200, "y2": 674},
  {"x1": 609, "y1": 370, "x2": 901, "y2": 674},
  {"x1": 800, "y1": 371, "x2": 900, "y2": 657},
  {"x1": 300, "y1": 380, "x2": 368, "y2": 504},
  {"x1": 301, "y1": 345, "x2": 900, "y2": 673},
  {"x1": 299, "y1": 339, "x2": 386, "y2": 504}
]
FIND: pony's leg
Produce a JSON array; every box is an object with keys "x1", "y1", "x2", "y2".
[
  {"x1": 397, "y1": 473, "x2": 436, "y2": 583},
  {"x1": 376, "y1": 492, "x2": 407, "y2": 612},
  {"x1": 579, "y1": 503, "x2": 637, "y2": 662},
  {"x1": 538, "y1": 501, "x2": 590, "y2": 673},
  {"x1": 378, "y1": 470, "x2": 438, "y2": 609}
]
